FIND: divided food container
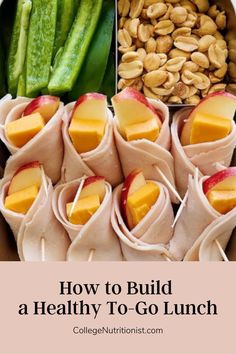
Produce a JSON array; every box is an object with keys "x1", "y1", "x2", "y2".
[{"x1": 0, "y1": 0, "x2": 236, "y2": 261}]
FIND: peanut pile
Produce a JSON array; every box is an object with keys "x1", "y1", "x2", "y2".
[{"x1": 117, "y1": 0, "x2": 234, "y2": 104}]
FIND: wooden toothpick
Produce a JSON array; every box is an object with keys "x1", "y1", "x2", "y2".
[
  {"x1": 172, "y1": 191, "x2": 188, "y2": 228},
  {"x1": 41, "y1": 237, "x2": 46, "y2": 262},
  {"x1": 215, "y1": 239, "x2": 229, "y2": 262},
  {"x1": 154, "y1": 165, "x2": 182, "y2": 203},
  {"x1": 40, "y1": 166, "x2": 48, "y2": 195},
  {"x1": 69, "y1": 179, "x2": 85, "y2": 217},
  {"x1": 163, "y1": 254, "x2": 172, "y2": 262},
  {"x1": 88, "y1": 249, "x2": 95, "y2": 262}
]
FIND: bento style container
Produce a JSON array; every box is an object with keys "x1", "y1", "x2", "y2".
[{"x1": 0, "y1": 0, "x2": 236, "y2": 261}]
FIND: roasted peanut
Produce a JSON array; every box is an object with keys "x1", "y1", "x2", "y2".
[
  {"x1": 118, "y1": 60, "x2": 143, "y2": 79},
  {"x1": 214, "y1": 63, "x2": 227, "y2": 78},
  {"x1": 194, "y1": 0, "x2": 209, "y2": 13},
  {"x1": 170, "y1": 7, "x2": 188, "y2": 24},
  {"x1": 169, "y1": 48, "x2": 191, "y2": 59},
  {"x1": 119, "y1": 17, "x2": 126, "y2": 29},
  {"x1": 198, "y1": 35, "x2": 216, "y2": 52},
  {"x1": 171, "y1": 27, "x2": 191, "y2": 40},
  {"x1": 213, "y1": 31, "x2": 224, "y2": 40},
  {"x1": 208, "y1": 43, "x2": 226, "y2": 69},
  {"x1": 166, "y1": 57, "x2": 186, "y2": 72},
  {"x1": 143, "y1": 53, "x2": 161, "y2": 71},
  {"x1": 216, "y1": 39, "x2": 227, "y2": 50},
  {"x1": 135, "y1": 38, "x2": 144, "y2": 48},
  {"x1": 147, "y1": 3, "x2": 167, "y2": 19},
  {"x1": 172, "y1": 81, "x2": 190, "y2": 99},
  {"x1": 154, "y1": 20, "x2": 175, "y2": 35},
  {"x1": 184, "y1": 95, "x2": 201, "y2": 104},
  {"x1": 157, "y1": 53, "x2": 168, "y2": 66},
  {"x1": 159, "y1": 4, "x2": 173, "y2": 20},
  {"x1": 146, "y1": 24, "x2": 155, "y2": 36},
  {"x1": 194, "y1": 15, "x2": 217, "y2": 36},
  {"x1": 174, "y1": 36, "x2": 199, "y2": 52},
  {"x1": 118, "y1": 29, "x2": 132, "y2": 48},
  {"x1": 163, "y1": 72, "x2": 179, "y2": 89},
  {"x1": 215, "y1": 12, "x2": 226, "y2": 30},
  {"x1": 122, "y1": 51, "x2": 140, "y2": 62},
  {"x1": 193, "y1": 72, "x2": 210, "y2": 90},
  {"x1": 181, "y1": 70, "x2": 202, "y2": 85},
  {"x1": 138, "y1": 24, "x2": 151, "y2": 42},
  {"x1": 118, "y1": 78, "x2": 136, "y2": 90},
  {"x1": 191, "y1": 52, "x2": 209, "y2": 68},
  {"x1": 151, "y1": 86, "x2": 174, "y2": 96},
  {"x1": 187, "y1": 85, "x2": 198, "y2": 97},
  {"x1": 207, "y1": 5, "x2": 219, "y2": 19},
  {"x1": 177, "y1": 12, "x2": 197, "y2": 28},
  {"x1": 143, "y1": 85, "x2": 161, "y2": 99},
  {"x1": 137, "y1": 47, "x2": 147, "y2": 61},
  {"x1": 118, "y1": 0, "x2": 131, "y2": 17},
  {"x1": 182, "y1": 61, "x2": 199, "y2": 72},
  {"x1": 208, "y1": 83, "x2": 226, "y2": 94},
  {"x1": 130, "y1": 0, "x2": 144, "y2": 18},
  {"x1": 156, "y1": 35, "x2": 173, "y2": 53},
  {"x1": 124, "y1": 18, "x2": 132, "y2": 31},
  {"x1": 141, "y1": 8, "x2": 149, "y2": 20},
  {"x1": 145, "y1": 37, "x2": 156, "y2": 53},
  {"x1": 168, "y1": 96, "x2": 182, "y2": 104},
  {"x1": 119, "y1": 45, "x2": 136, "y2": 54},
  {"x1": 209, "y1": 72, "x2": 222, "y2": 84},
  {"x1": 144, "y1": 0, "x2": 163, "y2": 7},
  {"x1": 128, "y1": 18, "x2": 140, "y2": 38},
  {"x1": 180, "y1": 0, "x2": 197, "y2": 12},
  {"x1": 143, "y1": 69, "x2": 168, "y2": 87}
]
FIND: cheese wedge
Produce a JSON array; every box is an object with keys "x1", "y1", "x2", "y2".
[
  {"x1": 127, "y1": 182, "x2": 160, "y2": 228},
  {"x1": 69, "y1": 118, "x2": 106, "y2": 153},
  {"x1": 190, "y1": 112, "x2": 231, "y2": 145},
  {"x1": 66, "y1": 194, "x2": 100, "y2": 225},
  {"x1": 5, "y1": 185, "x2": 39, "y2": 214},
  {"x1": 6, "y1": 113, "x2": 45, "y2": 147},
  {"x1": 207, "y1": 190, "x2": 236, "y2": 214},
  {"x1": 124, "y1": 118, "x2": 159, "y2": 142}
]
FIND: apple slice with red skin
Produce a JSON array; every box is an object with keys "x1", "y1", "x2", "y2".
[
  {"x1": 8, "y1": 161, "x2": 42, "y2": 196},
  {"x1": 112, "y1": 87, "x2": 162, "y2": 137},
  {"x1": 120, "y1": 169, "x2": 146, "y2": 229},
  {"x1": 71, "y1": 93, "x2": 107, "y2": 122},
  {"x1": 180, "y1": 91, "x2": 236, "y2": 146},
  {"x1": 79, "y1": 176, "x2": 106, "y2": 202},
  {"x1": 203, "y1": 167, "x2": 236, "y2": 195},
  {"x1": 23, "y1": 95, "x2": 60, "y2": 123}
]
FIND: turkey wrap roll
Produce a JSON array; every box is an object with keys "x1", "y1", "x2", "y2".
[
  {"x1": 52, "y1": 176, "x2": 123, "y2": 261},
  {"x1": 61, "y1": 94, "x2": 123, "y2": 187},
  {"x1": 0, "y1": 94, "x2": 64, "y2": 183},
  {"x1": 0, "y1": 163, "x2": 70, "y2": 261},
  {"x1": 111, "y1": 169, "x2": 174, "y2": 261}
]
